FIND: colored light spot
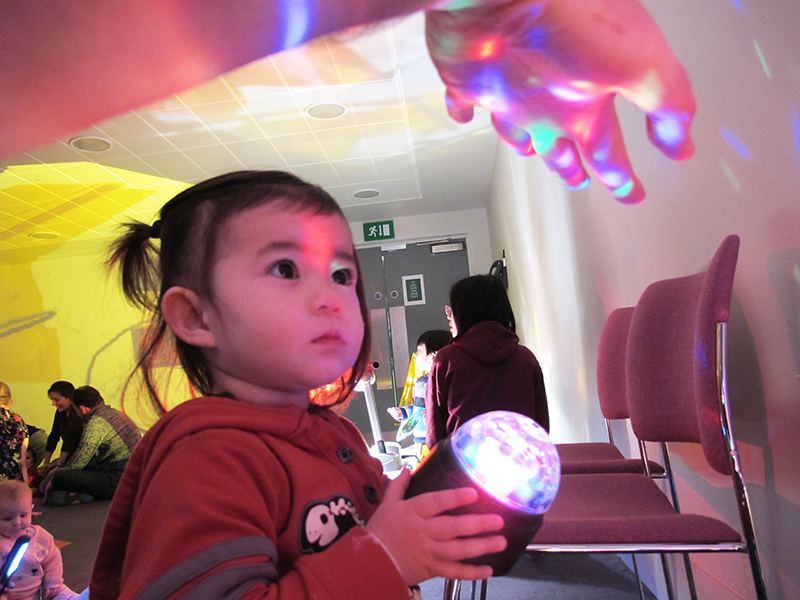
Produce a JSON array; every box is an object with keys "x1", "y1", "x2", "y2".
[
  {"x1": 548, "y1": 85, "x2": 587, "y2": 102},
  {"x1": 721, "y1": 128, "x2": 752, "y2": 160},
  {"x1": 793, "y1": 264, "x2": 800, "y2": 286},
  {"x1": 718, "y1": 158, "x2": 741, "y2": 193},
  {"x1": 653, "y1": 116, "x2": 685, "y2": 148},
  {"x1": 282, "y1": 0, "x2": 310, "y2": 49},
  {"x1": 730, "y1": 0, "x2": 744, "y2": 10},
  {"x1": 611, "y1": 179, "x2": 634, "y2": 198},
  {"x1": 567, "y1": 178, "x2": 591, "y2": 191},
  {"x1": 792, "y1": 112, "x2": 800, "y2": 160},
  {"x1": 753, "y1": 41, "x2": 771, "y2": 79},
  {"x1": 628, "y1": 71, "x2": 664, "y2": 112},
  {"x1": 530, "y1": 123, "x2": 561, "y2": 154},
  {"x1": 476, "y1": 38, "x2": 501, "y2": 60}
]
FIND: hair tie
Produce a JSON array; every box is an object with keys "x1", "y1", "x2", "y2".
[{"x1": 149, "y1": 220, "x2": 161, "y2": 239}]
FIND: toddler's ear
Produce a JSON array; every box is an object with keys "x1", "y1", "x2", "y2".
[{"x1": 161, "y1": 287, "x2": 216, "y2": 348}]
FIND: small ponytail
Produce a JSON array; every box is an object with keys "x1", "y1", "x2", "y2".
[{"x1": 107, "y1": 221, "x2": 161, "y2": 311}]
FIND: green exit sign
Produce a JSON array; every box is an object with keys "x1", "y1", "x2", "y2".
[{"x1": 363, "y1": 220, "x2": 395, "y2": 242}]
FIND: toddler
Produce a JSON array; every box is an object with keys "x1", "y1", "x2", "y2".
[
  {"x1": 0, "y1": 480, "x2": 76, "y2": 600},
  {"x1": 90, "y1": 171, "x2": 505, "y2": 599}
]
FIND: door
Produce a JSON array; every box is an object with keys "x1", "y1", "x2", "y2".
[{"x1": 343, "y1": 239, "x2": 470, "y2": 441}]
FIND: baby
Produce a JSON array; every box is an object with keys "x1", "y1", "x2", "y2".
[{"x1": 0, "y1": 480, "x2": 76, "y2": 600}]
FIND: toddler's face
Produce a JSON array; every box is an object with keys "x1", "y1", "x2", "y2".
[
  {"x1": 0, "y1": 497, "x2": 32, "y2": 540},
  {"x1": 199, "y1": 204, "x2": 364, "y2": 406},
  {"x1": 414, "y1": 344, "x2": 435, "y2": 373}
]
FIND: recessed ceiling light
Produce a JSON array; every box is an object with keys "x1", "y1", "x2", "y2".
[
  {"x1": 353, "y1": 189, "x2": 380, "y2": 199},
  {"x1": 69, "y1": 135, "x2": 112, "y2": 152},
  {"x1": 28, "y1": 232, "x2": 59, "y2": 240},
  {"x1": 305, "y1": 102, "x2": 346, "y2": 120}
]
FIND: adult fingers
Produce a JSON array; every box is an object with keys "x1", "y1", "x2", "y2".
[
  {"x1": 445, "y1": 90, "x2": 476, "y2": 124},
  {"x1": 492, "y1": 114, "x2": 536, "y2": 156},
  {"x1": 538, "y1": 137, "x2": 590, "y2": 190},
  {"x1": 574, "y1": 96, "x2": 646, "y2": 204}
]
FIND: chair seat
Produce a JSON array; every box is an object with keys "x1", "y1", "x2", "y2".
[
  {"x1": 556, "y1": 443, "x2": 666, "y2": 475},
  {"x1": 531, "y1": 473, "x2": 742, "y2": 546}
]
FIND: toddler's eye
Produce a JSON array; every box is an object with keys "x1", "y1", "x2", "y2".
[
  {"x1": 270, "y1": 260, "x2": 297, "y2": 279},
  {"x1": 332, "y1": 268, "x2": 354, "y2": 286}
]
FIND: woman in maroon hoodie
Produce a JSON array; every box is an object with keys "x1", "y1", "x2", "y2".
[{"x1": 425, "y1": 275, "x2": 549, "y2": 448}]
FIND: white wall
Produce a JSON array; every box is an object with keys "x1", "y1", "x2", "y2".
[{"x1": 486, "y1": 1, "x2": 799, "y2": 599}]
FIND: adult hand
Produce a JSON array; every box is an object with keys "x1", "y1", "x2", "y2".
[
  {"x1": 366, "y1": 469, "x2": 505, "y2": 585},
  {"x1": 426, "y1": 0, "x2": 695, "y2": 203}
]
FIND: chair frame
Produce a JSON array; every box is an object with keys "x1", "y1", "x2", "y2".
[{"x1": 525, "y1": 322, "x2": 768, "y2": 600}]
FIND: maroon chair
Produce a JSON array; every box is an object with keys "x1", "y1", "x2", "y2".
[
  {"x1": 557, "y1": 306, "x2": 665, "y2": 477},
  {"x1": 526, "y1": 235, "x2": 768, "y2": 600}
]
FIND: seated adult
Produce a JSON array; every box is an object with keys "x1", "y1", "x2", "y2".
[
  {"x1": 44, "y1": 386, "x2": 141, "y2": 506},
  {"x1": 0, "y1": 381, "x2": 28, "y2": 481},
  {"x1": 40, "y1": 381, "x2": 84, "y2": 474}
]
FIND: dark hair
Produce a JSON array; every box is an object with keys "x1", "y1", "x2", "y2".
[
  {"x1": 72, "y1": 385, "x2": 105, "y2": 409},
  {"x1": 449, "y1": 274, "x2": 516, "y2": 337},
  {"x1": 416, "y1": 330, "x2": 452, "y2": 354},
  {"x1": 107, "y1": 170, "x2": 371, "y2": 414},
  {"x1": 48, "y1": 381, "x2": 75, "y2": 399}
]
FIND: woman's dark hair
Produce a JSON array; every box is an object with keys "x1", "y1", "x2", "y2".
[
  {"x1": 107, "y1": 170, "x2": 372, "y2": 415},
  {"x1": 449, "y1": 274, "x2": 516, "y2": 337},
  {"x1": 72, "y1": 385, "x2": 105, "y2": 409},
  {"x1": 48, "y1": 381, "x2": 75, "y2": 399},
  {"x1": 416, "y1": 330, "x2": 453, "y2": 354}
]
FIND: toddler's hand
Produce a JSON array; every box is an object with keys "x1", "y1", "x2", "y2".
[
  {"x1": 387, "y1": 407, "x2": 404, "y2": 421},
  {"x1": 426, "y1": 0, "x2": 695, "y2": 203},
  {"x1": 366, "y1": 469, "x2": 505, "y2": 586}
]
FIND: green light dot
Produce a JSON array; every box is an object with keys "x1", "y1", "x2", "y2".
[{"x1": 611, "y1": 179, "x2": 634, "y2": 198}]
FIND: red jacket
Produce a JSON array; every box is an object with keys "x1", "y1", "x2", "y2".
[
  {"x1": 425, "y1": 321, "x2": 549, "y2": 448},
  {"x1": 90, "y1": 397, "x2": 408, "y2": 600}
]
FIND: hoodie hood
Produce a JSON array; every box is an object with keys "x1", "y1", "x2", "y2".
[{"x1": 453, "y1": 321, "x2": 520, "y2": 366}]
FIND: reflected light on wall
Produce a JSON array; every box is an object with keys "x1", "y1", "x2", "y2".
[{"x1": 721, "y1": 127, "x2": 752, "y2": 160}]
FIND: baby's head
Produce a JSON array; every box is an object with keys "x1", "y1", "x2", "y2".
[
  {"x1": 110, "y1": 170, "x2": 371, "y2": 411},
  {"x1": 0, "y1": 480, "x2": 32, "y2": 541},
  {"x1": 414, "y1": 330, "x2": 453, "y2": 373}
]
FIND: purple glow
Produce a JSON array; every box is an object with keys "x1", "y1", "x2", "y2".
[
  {"x1": 792, "y1": 112, "x2": 800, "y2": 160},
  {"x1": 730, "y1": 0, "x2": 744, "y2": 10},
  {"x1": 721, "y1": 128, "x2": 752, "y2": 160},
  {"x1": 450, "y1": 411, "x2": 560, "y2": 514}
]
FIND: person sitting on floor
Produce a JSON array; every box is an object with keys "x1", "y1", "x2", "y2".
[
  {"x1": 40, "y1": 381, "x2": 84, "y2": 475},
  {"x1": 0, "y1": 480, "x2": 78, "y2": 600},
  {"x1": 41, "y1": 386, "x2": 141, "y2": 506}
]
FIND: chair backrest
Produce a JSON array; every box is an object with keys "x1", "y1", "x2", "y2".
[
  {"x1": 627, "y1": 235, "x2": 740, "y2": 475},
  {"x1": 596, "y1": 306, "x2": 634, "y2": 420}
]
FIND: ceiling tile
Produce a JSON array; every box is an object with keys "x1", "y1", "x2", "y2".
[
  {"x1": 377, "y1": 178, "x2": 421, "y2": 201},
  {"x1": 244, "y1": 93, "x2": 310, "y2": 137},
  {"x1": 322, "y1": 185, "x2": 352, "y2": 207},
  {"x1": 181, "y1": 146, "x2": 246, "y2": 178},
  {"x1": 137, "y1": 109, "x2": 219, "y2": 149},
  {"x1": 270, "y1": 40, "x2": 341, "y2": 88},
  {"x1": 138, "y1": 152, "x2": 209, "y2": 183},
  {"x1": 291, "y1": 163, "x2": 340, "y2": 187},
  {"x1": 187, "y1": 101, "x2": 265, "y2": 143},
  {"x1": 177, "y1": 76, "x2": 237, "y2": 106},
  {"x1": 373, "y1": 154, "x2": 417, "y2": 180},
  {"x1": 291, "y1": 87, "x2": 358, "y2": 131},
  {"x1": 224, "y1": 139, "x2": 288, "y2": 170},
  {"x1": 313, "y1": 127, "x2": 369, "y2": 161},
  {"x1": 346, "y1": 81, "x2": 404, "y2": 125},
  {"x1": 331, "y1": 158, "x2": 379, "y2": 186},
  {"x1": 269, "y1": 132, "x2": 329, "y2": 164},
  {"x1": 96, "y1": 114, "x2": 175, "y2": 155},
  {"x1": 361, "y1": 122, "x2": 411, "y2": 156},
  {"x1": 26, "y1": 141, "x2": 85, "y2": 165},
  {"x1": 329, "y1": 27, "x2": 395, "y2": 84},
  {"x1": 221, "y1": 58, "x2": 287, "y2": 99}
]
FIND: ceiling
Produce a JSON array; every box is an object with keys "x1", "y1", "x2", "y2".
[{"x1": 0, "y1": 14, "x2": 497, "y2": 261}]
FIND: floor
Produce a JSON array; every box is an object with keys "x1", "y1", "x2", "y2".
[{"x1": 33, "y1": 499, "x2": 657, "y2": 599}]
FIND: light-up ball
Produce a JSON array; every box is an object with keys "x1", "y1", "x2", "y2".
[{"x1": 405, "y1": 411, "x2": 560, "y2": 575}]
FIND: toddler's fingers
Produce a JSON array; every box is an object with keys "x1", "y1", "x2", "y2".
[
  {"x1": 427, "y1": 513, "x2": 504, "y2": 541},
  {"x1": 382, "y1": 467, "x2": 411, "y2": 503},
  {"x1": 409, "y1": 486, "x2": 480, "y2": 518},
  {"x1": 432, "y1": 534, "x2": 507, "y2": 563}
]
